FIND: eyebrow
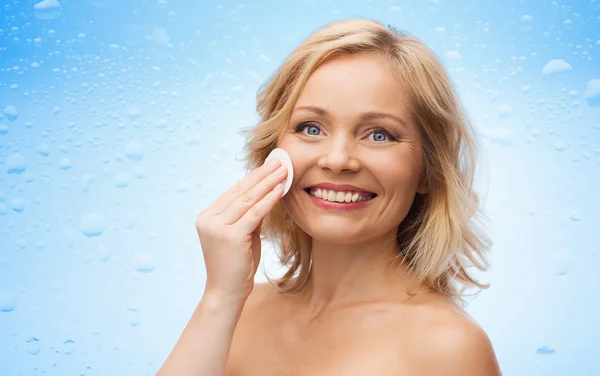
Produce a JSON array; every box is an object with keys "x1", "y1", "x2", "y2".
[{"x1": 292, "y1": 105, "x2": 409, "y2": 128}]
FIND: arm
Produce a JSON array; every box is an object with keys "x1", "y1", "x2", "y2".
[
  {"x1": 155, "y1": 293, "x2": 245, "y2": 376},
  {"x1": 155, "y1": 159, "x2": 287, "y2": 375}
]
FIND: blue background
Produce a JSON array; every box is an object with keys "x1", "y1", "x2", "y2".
[{"x1": 1, "y1": 0, "x2": 599, "y2": 375}]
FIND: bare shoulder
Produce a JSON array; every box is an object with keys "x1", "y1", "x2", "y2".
[
  {"x1": 233, "y1": 281, "x2": 280, "y2": 331},
  {"x1": 402, "y1": 294, "x2": 502, "y2": 376},
  {"x1": 244, "y1": 282, "x2": 278, "y2": 309}
]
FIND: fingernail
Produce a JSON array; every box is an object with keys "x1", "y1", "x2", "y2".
[{"x1": 265, "y1": 159, "x2": 279, "y2": 168}]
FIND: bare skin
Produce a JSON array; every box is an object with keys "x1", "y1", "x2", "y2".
[{"x1": 224, "y1": 282, "x2": 500, "y2": 376}]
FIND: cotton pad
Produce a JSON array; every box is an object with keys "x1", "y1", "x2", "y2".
[{"x1": 264, "y1": 148, "x2": 294, "y2": 196}]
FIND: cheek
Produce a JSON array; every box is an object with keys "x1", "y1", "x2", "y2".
[
  {"x1": 374, "y1": 154, "x2": 423, "y2": 190},
  {"x1": 277, "y1": 136, "x2": 308, "y2": 173},
  {"x1": 276, "y1": 132, "x2": 297, "y2": 155}
]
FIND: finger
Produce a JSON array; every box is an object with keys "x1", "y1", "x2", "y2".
[
  {"x1": 206, "y1": 159, "x2": 281, "y2": 215},
  {"x1": 220, "y1": 164, "x2": 287, "y2": 224},
  {"x1": 232, "y1": 182, "x2": 283, "y2": 235}
]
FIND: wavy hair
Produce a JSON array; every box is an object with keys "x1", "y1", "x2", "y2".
[{"x1": 239, "y1": 18, "x2": 492, "y2": 306}]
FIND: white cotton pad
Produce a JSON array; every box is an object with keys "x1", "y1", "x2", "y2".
[{"x1": 264, "y1": 148, "x2": 294, "y2": 196}]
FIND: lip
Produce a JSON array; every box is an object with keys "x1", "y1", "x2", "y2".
[{"x1": 305, "y1": 182, "x2": 376, "y2": 196}]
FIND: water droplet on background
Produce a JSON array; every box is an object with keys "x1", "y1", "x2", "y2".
[
  {"x1": 0, "y1": 290, "x2": 17, "y2": 312},
  {"x1": 186, "y1": 132, "x2": 202, "y2": 145},
  {"x1": 536, "y1": 346, "x2": 556, "y2": 355},
  {"x1": 126, "y1": 308, "x2": 141, "y2": 326},
  {"x1": 79, "y1": 213, "x2": 107, "y2": 237},
  {"x1": 125, "y1": 141, "x2": 145, "y2": 161},
  {"x1": 62, "y1": 339, "x2": 76, "y2": 354},
  {"x1": 519, "y1": 15, "x2": 533, "y2": 31},
  {"x1": 11, "y1": 197, "x2": 26, "y2": 213},
  {"x1": 26, "y1": 337, "x2": 41, "y2": 355},
  {"x1": 81, "y1": 173, "x2": 94, "y2": 191},
  {"x1": 127, "y1": 107, "x2": 141, "y2": 120},
  {"x1": 59, "y1": 158, "x2": 72, "y2": 170},
  {"x1": 133, "y1": 167, "x2": 147, "y2": 179},
  {"x1": 134, "y1": 251, "x2": 156, "y2": 273},
  {"x1": 37, "y1": 144, "x2": 50, "y2": 156},
  {"x1": 497, "y1": 104, "x2": 513, "y2": 118},
  {"x1": 176, "y1": 180, "x2": 190, "y2": 193},
  {"x1": 553, "y1": 141, "x2": 567, "y2": 152},
  {"x1": 114, "y1": 173, "x2": 130, "y2": 188},
  {"x1": 584, "y1": 79, "x2": 600, "y2": 107},
  {"x1": 6, "y1": 153, "x2": 27, "y2": 174},
  {"x1": 550, "y1": 250, "x2": 573, "y2": 276},
  {"x1": 124, "y1": 213, "x2": 137, "y2": 229},
  {"x1": 3, "y1": 105, "x2": 18, "y2": 121},
  {"x1": 569, "y1": 211, "x2": 581, "y2": 222},
  {"x1": 33, "y1": 0, "x2": 62, "y2": 20},
  {"x1": 97, "y1": 244, "x2": 111, "y2": 262},
  {"x1": 541, "y1": 59, "x2": 572, "y2": 76},
  {"x1": 155, "y1": 118, "x2": 168, "y2": 128},
  {"x1": 481, "y1": 127, "x2": 514, "y2": 147},
  {"x1": 444, "y1": 50, "x2": 462, "y2": 60},
  {"x1": 157, "y1": 0, "x2": 169, "y2": 10}
]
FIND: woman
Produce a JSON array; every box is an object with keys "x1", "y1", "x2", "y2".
[{"x1": 157, "y1": 19, "x2": 502, "y2": 375}]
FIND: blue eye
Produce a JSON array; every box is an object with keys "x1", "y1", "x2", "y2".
[
  {"x1": 371, "y1": 131, "x2": 388, "y2": 142},
  {"x1": 306, "y1": 125, "x2": 320, "y2": 135},
  {"x1": 296, "y1": 122, "x2": 321, "y2": 136},
  {"x1": 368, "y1": 128, "x2": 397, "y2": 142}
]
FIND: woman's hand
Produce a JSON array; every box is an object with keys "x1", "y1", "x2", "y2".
[{"x1": 195, "y1": 159, "x2": 287, "y2": 304}]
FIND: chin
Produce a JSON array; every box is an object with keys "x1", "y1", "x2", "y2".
[{"x1": 297, "y1": 216, "x2": 372, "y2": 245}]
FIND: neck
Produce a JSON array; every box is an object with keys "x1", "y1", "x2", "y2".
[{"x1": 293, "y1": 228, "x2": 420, "y2": 314}]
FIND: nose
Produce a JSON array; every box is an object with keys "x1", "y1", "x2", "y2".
[{"x1": 317, "y1": 136, "x2": 360, "y2": 173}]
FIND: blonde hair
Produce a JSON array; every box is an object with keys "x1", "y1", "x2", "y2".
[{"x1": 240, "y1": 18, "x2": 492, "y2": 305}]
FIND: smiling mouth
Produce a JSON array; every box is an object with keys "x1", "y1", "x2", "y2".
[{"x1": 304, "y1": 188, "x2": 377, "y2": 203}]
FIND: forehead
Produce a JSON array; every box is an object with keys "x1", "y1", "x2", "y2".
[{"x1": 293, "y1": 52, "x2": 412, "y2": 120}]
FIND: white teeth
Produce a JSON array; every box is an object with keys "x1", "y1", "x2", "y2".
[
  {"x1": 327, "y1": 191, "x2": 336, "y2": 201},
  {"x1": 309, "y1": 188, "x2": 373, "y2": 203}
]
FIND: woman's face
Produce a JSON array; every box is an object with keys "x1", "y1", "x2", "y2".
[{"x1": 278, "y1": 52, "x2": 427, "y2": 245}]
